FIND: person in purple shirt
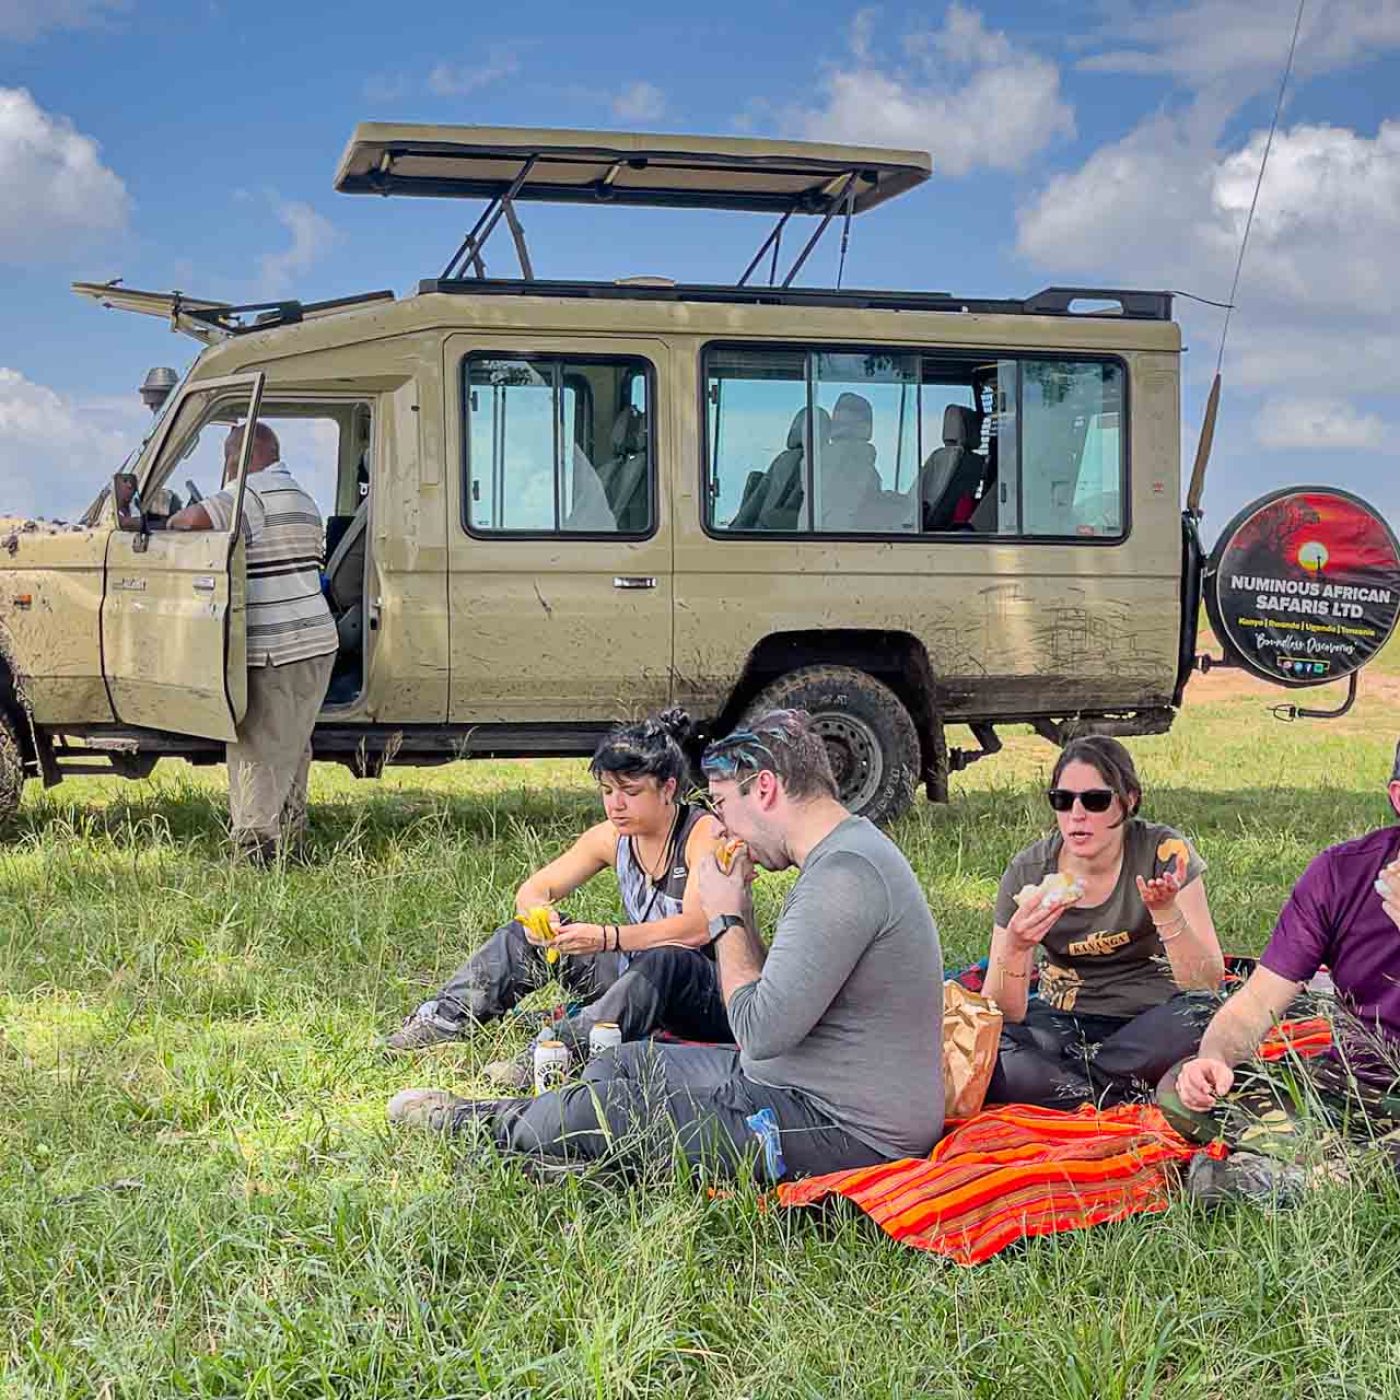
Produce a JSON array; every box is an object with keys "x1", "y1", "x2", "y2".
[{"x1": 1160, "y1": 741, "x2": 1400, "y2": 1175}]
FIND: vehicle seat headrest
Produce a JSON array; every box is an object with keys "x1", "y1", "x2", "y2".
[
  {"x1": 611, "y1": 406, "x2": 647, "y2": 456},
  {"x1": 942, "y1": 404, "x2": 981, "y2": 449},
  {"x1": 786, "y1": 405, "x2": 832, "y2": 450},
  {"x1": 830, "y1": 393, "x2": 874, "y2": 442}
]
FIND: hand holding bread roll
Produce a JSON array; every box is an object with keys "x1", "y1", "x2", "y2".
[
  {"x1": 715, "y1": 837, "x2": 748, "y2": 875},
  {"x1": 1012, "y1": 870, "x2": 1086, "y2": 913}
]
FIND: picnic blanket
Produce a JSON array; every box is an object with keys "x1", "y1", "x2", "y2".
[
  {"x1": 777, "y1": 1103, "x2": 1198, "y2": 1265},
  {"x1": 777, "y1": 1018, "x2": 1335, "y2": 1265}
]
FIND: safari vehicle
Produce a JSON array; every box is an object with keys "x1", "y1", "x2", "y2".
[{"x1": 3, "y1": 124, "x2": 1391, "y2": 828}]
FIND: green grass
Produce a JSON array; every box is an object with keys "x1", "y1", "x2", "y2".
[{"x1": 4, "y1": 682, "x2": 1400, "y2": 1398}]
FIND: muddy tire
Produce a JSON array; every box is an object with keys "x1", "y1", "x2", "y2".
[
  {"x1": 742, "y1": 665, "x2": 919, "y2": 825},
  {"x1": 0, "y1": 709, "x2": 25, "y2": 830}
]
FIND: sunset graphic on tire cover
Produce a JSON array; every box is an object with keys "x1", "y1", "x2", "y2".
[{"x1": 1205, "y1": 488, "x2": 1400, "y2": 687}]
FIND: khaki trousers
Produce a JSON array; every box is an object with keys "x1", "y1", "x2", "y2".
[{"x1": 226, "y1": 651, "x2": 334, "y2": 849}]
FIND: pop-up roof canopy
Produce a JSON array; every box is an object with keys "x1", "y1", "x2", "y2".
[
  {"x1": 334, "y1": 124, "x2": 931, "y2": 215},
  {"x1": 336, "y1": 124, "x2": 932, "y2": 287}
]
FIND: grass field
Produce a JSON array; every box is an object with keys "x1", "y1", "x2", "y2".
[{"x1": 3, "y1": 653, "x2": 1400, "y2": 1398}]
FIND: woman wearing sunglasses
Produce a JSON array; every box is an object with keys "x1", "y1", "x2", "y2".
[
  {"x1": 383, "y1": 709, "x2": 732, "y2": 1084},
  {"x1": 984, "y1": 736, "x2": 1224, "y2": 1108}
]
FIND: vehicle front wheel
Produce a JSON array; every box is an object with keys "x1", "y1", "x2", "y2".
[{"x1": 741, "y1": 665, "x2": 920, "y2": 825}]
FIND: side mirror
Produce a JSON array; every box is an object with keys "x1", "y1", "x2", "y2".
[{"x1": 112, "y1": 472, "x2": 150, "y2": 550}]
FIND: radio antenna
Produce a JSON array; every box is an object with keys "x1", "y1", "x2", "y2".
[{"x1": 1187, "y1": 0, "x2": 1306, "y2": 516}]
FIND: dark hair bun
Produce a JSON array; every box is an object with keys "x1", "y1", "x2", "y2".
[{"x1": 657, "y1": 707, "x2": 694, "y2": 744}]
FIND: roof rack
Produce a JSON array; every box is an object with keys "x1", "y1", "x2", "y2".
[
  {"x1": 334, "y1": 123, "x2": 931, "y2": 287},
  {"x1": 417, "y1": 279, "x2": 1174, "y2": 321},
  {"x1": 71, "y1": 282, "x2": 395, "y2": 342}
]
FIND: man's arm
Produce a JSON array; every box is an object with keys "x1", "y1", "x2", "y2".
[
  {"x1": 167, "y1": 502, "x2": 215, "y2": 531},
  {"x1": 716, "y1": 850, "x2": 888, "y2": 1060},
  {"x1": 1174, "y1": 966, "x2": 1302, "y2": 1109}
]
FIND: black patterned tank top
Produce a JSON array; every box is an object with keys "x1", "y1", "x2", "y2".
[{"x1": 613, "y1": 803, "x2": 707, "y2": 968}]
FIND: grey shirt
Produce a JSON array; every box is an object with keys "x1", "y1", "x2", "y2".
[{"x1": 729, "y1": 816, "x2": 944, "y2": 1160}]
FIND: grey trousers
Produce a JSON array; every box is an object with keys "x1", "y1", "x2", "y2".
[
  {"x1": 471, "y1": 1040, "x2": 889, "y2": 1182},
  {"x1": 227, "y1": 651, "x2": 334, "y2": 848},
  {"x1": 434, "y1": 919, "x2": 733, "y2": 1057}
]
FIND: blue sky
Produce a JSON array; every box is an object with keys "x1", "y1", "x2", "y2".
[{"x1": 2, "y1": 0, "x2": 1398, "y2": 535}]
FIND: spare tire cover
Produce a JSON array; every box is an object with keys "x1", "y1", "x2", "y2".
[{"x1": 1204, "y1": 487, "x2": 1400, "y2": 687}]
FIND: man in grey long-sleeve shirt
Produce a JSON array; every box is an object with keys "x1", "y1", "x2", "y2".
[{"x1": 388, "y1": 709, "x2": 944, "y2": 1179}]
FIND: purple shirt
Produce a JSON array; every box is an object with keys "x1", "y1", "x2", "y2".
[{"x1": 1260, "y1": 825, "x2": 1400, "y2": 1084}]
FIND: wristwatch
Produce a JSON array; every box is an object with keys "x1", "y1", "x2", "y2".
[{"x1": 707, "y1": 913, "x2": 746, "y2": 944}]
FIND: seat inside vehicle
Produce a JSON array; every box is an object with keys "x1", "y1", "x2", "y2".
[
  {"x1": 816, "y1": 392, "x2": 881, "y2": 529},
  {"x1": 919, "y1": 404, "x2": 986, "y2": 531},
  {"x1": 731, "y1": 406, "x2": 831, "y2": 531}
]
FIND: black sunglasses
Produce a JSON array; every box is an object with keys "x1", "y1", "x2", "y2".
[{"x1": 1047, "y1": 787, "x2": 1115, "y2": 814}]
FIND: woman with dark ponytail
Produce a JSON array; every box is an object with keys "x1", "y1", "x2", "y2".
[
  {"x1": 384, "y1": 709, "x2": 732, "y2": 1086},
  {"x1": 983, "y1": 736, "x2": 1225, "y2": 1108}
]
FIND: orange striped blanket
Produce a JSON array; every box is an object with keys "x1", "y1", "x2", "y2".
[
  {"x1": 777, "y1": 1018, "x2": 1334, "y2": 1266},
  {"x1": 778, "y1": 1103, "x2": 1196, "y2": 1266}
]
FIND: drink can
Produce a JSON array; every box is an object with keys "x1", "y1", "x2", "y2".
[
  {"x1": 588, "y1": 1022, "x2": 622, "y2": 1059},
  {"x1": 533, "y1": 1039, "x2": 570, "y2": 1095}
]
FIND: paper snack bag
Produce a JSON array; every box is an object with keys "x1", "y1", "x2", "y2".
[{"x1": 942, "y1": 980, "x2": 1004, "y2": 1119}]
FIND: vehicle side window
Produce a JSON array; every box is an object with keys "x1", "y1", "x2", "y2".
[
  {"x1": 705, "y1": 348, "x2": 807, "y2": 530},
  {"x1": 140, "y1": 386, "x2": 256, "y2": 522},
  {"x1": 1020, "y1": 360, "x2": 1124, "y2": 538},
  {"x1": 704, "y1": 345, "x2": 1125, "y2": 540},
  {"x1": 463, "y1": 354, "x2": 653, "y2": 536}
]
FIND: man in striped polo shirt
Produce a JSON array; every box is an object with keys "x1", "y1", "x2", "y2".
[{"x1": 169, "y1": 422, "x2": 338, "y2": 860}]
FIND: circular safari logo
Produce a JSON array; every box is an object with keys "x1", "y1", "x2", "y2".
[{"x1": 1205, "y1": 488, "x2": 1400, "y2": 688}]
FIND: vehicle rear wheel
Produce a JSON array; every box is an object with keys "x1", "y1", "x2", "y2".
[
  {"x1": 0, "y1": 709, "x2": 25, "y2": 829},
  {"x1": 741, "y1": 665, "x2": 919, "y2": 825}
]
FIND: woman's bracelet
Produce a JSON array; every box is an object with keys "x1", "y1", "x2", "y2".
[
  {"x1": 1153, "y1": 911, "x2": 1188, "y2": 942},
  {"x1": 994, "y1": 961, "x2": 1028, "y2": 980}
]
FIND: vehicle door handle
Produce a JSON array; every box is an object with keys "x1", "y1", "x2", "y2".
[
  {"x1": 193, "y1": 576, "x2": 216, "y2": 593},
  {"x1": 613, "y1": 576, "x2": 656, "y2": 590}
]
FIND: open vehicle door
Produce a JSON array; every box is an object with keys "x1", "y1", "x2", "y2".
[{"x1": 102, "y1": 373, "x2": 266, "y2": 741}]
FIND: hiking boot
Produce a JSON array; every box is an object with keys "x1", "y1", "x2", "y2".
[
  {"x1": 1185, "y1": 1149, "x2": 1307, "y2": 1210},
  {"x1": 383, "y1": 1002, "x2": 467, "y2": 1056},
  {"x1": 387, "y1": 1088, "x2": 510, "y2": 1132},
  {"x1": 483, "y1": 1052, "x2": 536, "y2": 1092}
]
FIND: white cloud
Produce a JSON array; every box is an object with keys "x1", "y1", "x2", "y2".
[
  {"x1": 0, "y1": 0, "x2": 125, "y2": 42},
  {"x1": 255, "y1": 200, "x2": 337, "y2": 299},
  {"x1": 789, "y1": 4, "x2": 1074, "y2": 176},
  {"x1": 0, "y1": 367, "x2": 148, "y2": 519},
  {"x1": 1017, "y1": 103, "x2": 1400, "y2": 523},
  {"x1": 426, "y1": 50, "x2": 519, "y2": 97},
  {"x1": 611, "y1": 81, "x2": 666, "y2": 123},
  {"x1": 1253, "y1": 397, "x2": 1389, "y2": 451},
  {"x1": 0, "y1": 87, "x2": 129, "y2": 263},
  {"x1": 1018, "y1": 119, "x2": 1400, "y2": 391},
  {"x1": 1081, "y1": 0, "x2": 1400, "y2": 93}
]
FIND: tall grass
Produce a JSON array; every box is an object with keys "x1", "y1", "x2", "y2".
[{"x1": 2, "y1": 685, "x2": 1398, "y2": 1397}]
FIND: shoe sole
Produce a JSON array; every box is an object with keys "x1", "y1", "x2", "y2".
[{"x1": 381, "y1": 1033, "x2": 468, "y2": 1058}]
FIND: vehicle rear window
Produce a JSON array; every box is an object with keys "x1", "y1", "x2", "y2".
[
  {"x1": 703, "y1": 345, "x2": 1125, "y2": 541},
  {"x1": 463, "y1": 354, "x2": 653, "y2": 537}
]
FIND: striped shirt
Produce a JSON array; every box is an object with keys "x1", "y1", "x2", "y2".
[{"x1": 203, "y1": 462, "x2": 338, "y2": 667}]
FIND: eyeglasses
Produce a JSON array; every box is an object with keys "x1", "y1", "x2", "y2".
[
  {"x1": 689, "y1": 774, "x2": 759, "y2": 819},
  {"x1": 1047, "y1": 787, "x2": 1115, "y2": 814}
]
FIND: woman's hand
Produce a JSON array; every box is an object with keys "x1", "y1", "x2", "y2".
[
  {"x1": 550, "y1": 922, "x2": 607, "y2": 956},
  {"x1": 1004, "y1": 895, "x2": 1069, "y2": 952},
  {"x1": 1137, "y1": 852, "x2": 1187, "y2": 915}
]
